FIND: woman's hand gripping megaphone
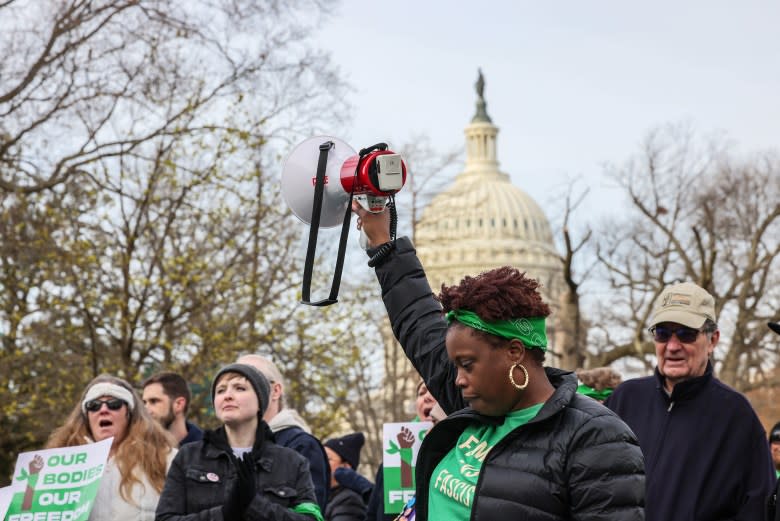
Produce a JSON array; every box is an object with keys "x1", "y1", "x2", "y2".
[{"x1": 352, "y1": 200, "x2": 391, "y2": 249}]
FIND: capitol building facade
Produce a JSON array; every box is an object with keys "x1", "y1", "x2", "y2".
[{"x1": 416, "y1": 76, "x2": 564, "y2": 326}]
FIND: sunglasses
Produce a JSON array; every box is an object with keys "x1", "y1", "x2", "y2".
[
  {"x1": 649, "y1": 325, "x2": 703, "y2": 344},
  {"x1": 84, "y1": 398, "x2": 126, "y2": 412}
]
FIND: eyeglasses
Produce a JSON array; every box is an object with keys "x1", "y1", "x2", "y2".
[
  {"x1": 84, "y1": 398, "x2": 126, "y2": 412},
  {"x1": 649, "y1": 325, "x2": 703, "y2": 344}
]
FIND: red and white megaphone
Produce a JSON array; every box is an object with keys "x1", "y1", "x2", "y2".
[
  {"x1": 280, "y1": 136, "x2": 407, "y2": 306},
  {"x1": 281, "y1": 136, "x2": 407, "y2": 226}
]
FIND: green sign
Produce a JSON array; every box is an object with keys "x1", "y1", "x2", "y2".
[
  {"x1": 1, "y1": 438, "x2": 112, "y2": 521},
  {"x1": 382, "y1": 422, "x2": 431, "y2": 514}
]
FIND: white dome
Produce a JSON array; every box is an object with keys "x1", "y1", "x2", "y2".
[
  {"x1": 416, "y1": 170, "x2": 561, "y2": 289},
  {"x1": 415, "y1": 83, "x2": 562, "y2": 294}
]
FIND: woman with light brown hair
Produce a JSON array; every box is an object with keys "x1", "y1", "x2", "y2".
[{"x1": 47, "y1": 374, "x2": 177, "y2": 521}]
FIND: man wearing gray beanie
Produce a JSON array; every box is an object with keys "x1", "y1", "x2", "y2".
[{"x1": 156, "y1": 363, "x2": 323, "y2": 521}]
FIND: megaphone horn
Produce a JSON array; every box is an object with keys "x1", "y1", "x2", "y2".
[
  {"x1": 281, "y1": 136, "x2": 356, "y2": 228},
  {"x1": 280, "y1": 136, "x2": 407, "y2": 306}
]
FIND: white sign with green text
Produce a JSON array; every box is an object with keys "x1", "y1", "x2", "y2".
[
  {"x1": 382, "y1": 421, "x2": 431, "y2": 514},
  {"x1": 2, "y1": 437, "x2": 112, "y2": 521}
]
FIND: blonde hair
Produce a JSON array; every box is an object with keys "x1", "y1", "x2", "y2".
[{"x1": 47, "y1": 374, "x2": 176, "y2": 501}]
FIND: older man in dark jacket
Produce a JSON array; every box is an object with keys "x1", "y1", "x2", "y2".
[
  {"x1": 767, "y1": 321, "x2": 780, "y2": 521},
  {"x1": 606, "y1": 283, "x2": 775, "y2": 521}
]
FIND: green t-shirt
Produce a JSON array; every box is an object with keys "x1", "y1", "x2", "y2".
[{"x1": 427, "y1": 403, "x2": 544, "y2": 520}]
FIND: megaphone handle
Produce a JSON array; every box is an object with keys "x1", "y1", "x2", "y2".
[
  {"x1": 301, "y1": 141, "x2": 334, "y2": 304},
  {"x1": 302, "y1": 193, "x2": 354, "y2": 307},
  {"x1": 367, "y1": 196, "x2": 397, "y2": 268},
  {"x1": 300, "y1": 141, "x2": 354, "y2": 307}
]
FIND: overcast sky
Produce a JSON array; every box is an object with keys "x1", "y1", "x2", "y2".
[{"x1": 312, "y1": 1, "x2": 780, "y2": 222}]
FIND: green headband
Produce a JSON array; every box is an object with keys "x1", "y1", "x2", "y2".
[
  {"x1": 445, "y1": 309, "x2": 548, "y2": 351},
  {"x1": 576, "y1": 384, "x2": 614, "y2": 402}
]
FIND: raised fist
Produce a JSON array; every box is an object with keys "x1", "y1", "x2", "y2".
[
  {"x1": 29, "y1": 455, "x2": 44, "y2": 475},
  {"x1": 397, "y1": 426, "x2": 415, "y2": 449}
]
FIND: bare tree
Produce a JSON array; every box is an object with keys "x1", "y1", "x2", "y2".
[
  {"x1": 393, "y1": 134, "x2": 462, "y2": 243},
  {"x1": 0, "y1": 182, "x2": 93, "y2": 479},
  {"x1": 0, "y1": 0, "x2": 353, "y2": 484},
  {"x1": 322, "y1": 285, "x2": 387, "y2": 474},
  {"x1": 0, "y1": 0, "x2": 346, "y2": 193},
  {"x1": 554, "y1": 181, "x2": 593, "y2": 370}
]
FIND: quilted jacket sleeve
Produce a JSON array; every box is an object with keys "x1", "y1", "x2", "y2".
[{"x1": 372, "y1": 237, "x2": 464, "y2": 414}]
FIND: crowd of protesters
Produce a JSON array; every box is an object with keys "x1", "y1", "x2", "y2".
[{"x1": 22, "y1": 202, "x2": 780, "y2": 521}]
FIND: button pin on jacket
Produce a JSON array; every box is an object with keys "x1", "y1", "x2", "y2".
[{"x1": 206, "y1": 472, "x2": 220, "y2": 482}]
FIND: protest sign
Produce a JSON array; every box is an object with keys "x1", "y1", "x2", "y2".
[
  {"x1": 3, "y1": 438, "x2": 112, "y2": 521},
  {"x1": 0, "y1": 486, "x2": 13, "y2": 521},
  {"x1": 382, "y1": 421, "x2": 431, "y2": 514}
]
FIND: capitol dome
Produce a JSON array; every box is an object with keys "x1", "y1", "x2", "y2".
[
  {"x1": 415, "y1": 72, "x2": 563, "y2": 300},
  {"x1": 380, "y1": 72, "x2": 570, "y2": 422}
]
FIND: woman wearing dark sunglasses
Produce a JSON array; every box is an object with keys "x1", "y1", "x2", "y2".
[{"x1": 47, "y1": 374, "x2": 177, "y2": 521}]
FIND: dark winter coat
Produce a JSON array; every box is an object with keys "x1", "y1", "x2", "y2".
[
  {"x1": 275, "y1": 425, "x2": 331, "y2": 511},
  {"x1": 155, "y1": 422, "x2": 319, "y2": 521},
  {"x1": 325, "y1": 486, "x2": 367, "y2": 521},
  {"x1": 606, "y1": 364, "x2": 775, "y2": 521},
  {"x1": 370, "y1": 237, "x2": 645, "y2": 521},
  {"x1": 180, "y1": 420, "x2": 204, "y2": 447},
  {"x1": 770, "y1": 480, "x2": 780, "y2": 521}
]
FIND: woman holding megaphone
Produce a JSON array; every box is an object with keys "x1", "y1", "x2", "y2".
[{"x1": 353, "y1": 201, "x2": 645, "y2": 521}]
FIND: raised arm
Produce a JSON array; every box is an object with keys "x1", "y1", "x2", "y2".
[{"x1": 353, "y1": 202, "x2": 463, "y2": 413}]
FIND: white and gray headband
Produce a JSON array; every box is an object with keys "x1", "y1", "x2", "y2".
[{"x1": 81, "y1": 383, "x2": 136, "y2": 414}]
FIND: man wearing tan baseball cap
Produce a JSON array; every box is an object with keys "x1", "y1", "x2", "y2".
[
  {"x1": 645, "y1": 282, "x2": 718, "y2": 391},
  {"x1": 606, "y1": 281, "x2": 775, "y2": 521}
]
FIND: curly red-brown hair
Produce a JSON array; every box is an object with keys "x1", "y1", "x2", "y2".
[
  {"x1": 437, "y1": 267, "x2": 551, "y2": 362},
  {"x1": 437, "y1": 266, "x2": 551, "y2": 319}
]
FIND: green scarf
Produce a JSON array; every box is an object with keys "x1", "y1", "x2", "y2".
[
  {"x1": 576, "y1": 384, "x2": 613, "y2": 402},
  {"x1": 446, "y1": 309, "x2": 547, "y2": 351},
  {"x1": 292, "y1": 502, "x2": 324, "y2": 521}
]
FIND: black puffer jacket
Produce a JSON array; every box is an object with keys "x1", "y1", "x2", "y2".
[
  {"x1": 371, "y1": 237, "x2": 645, "y2": 521},
  {"x1": 155, "y1": 422, "x2": 319, "y2": 521}
]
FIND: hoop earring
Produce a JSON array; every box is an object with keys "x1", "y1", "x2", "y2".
[{"x1": 509, "y1": 363, "x2": 529, "y2": 391}]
